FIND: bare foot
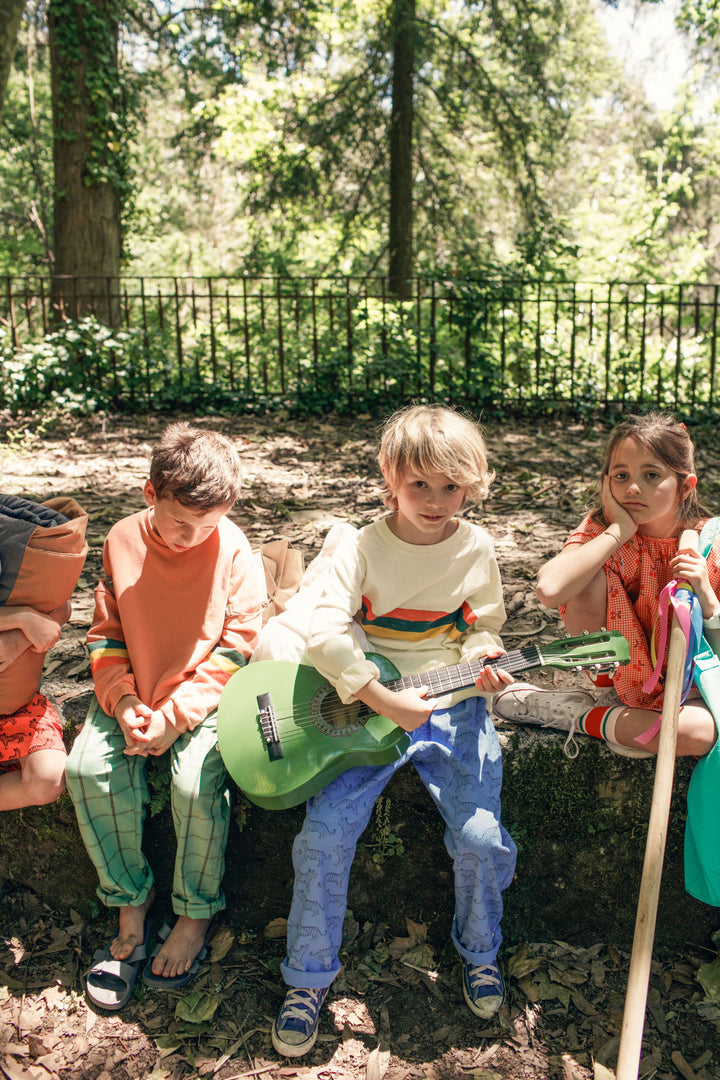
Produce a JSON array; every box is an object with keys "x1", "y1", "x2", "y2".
[
  {"x1": 110, "y1": 887, "x2": 155, "y2": 962},
  {"x1": 151, "y1": 916, "x2": 212, "y2": 980}
]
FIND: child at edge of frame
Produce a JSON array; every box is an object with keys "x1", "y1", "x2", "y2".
[
  {"x1": 493, "y1": 412, "x2": 719, "y2": 761},
  {"x1": 0, "y1": 493, "x2": 88, "y2": 810},
  {"x1": 65, "y1": 422, "x2": 263, "y2": 1011},
  {"x1": 271, "y1": 402, "x2": 517, "y2": 1059}
]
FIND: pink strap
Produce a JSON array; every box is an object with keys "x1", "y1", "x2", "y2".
[
  {"x1": 637, "y1": 580, "x2": 694, "y2": 745},
  {"x1": 642, "y1": 584, "x2": 673, "y2": 697}
]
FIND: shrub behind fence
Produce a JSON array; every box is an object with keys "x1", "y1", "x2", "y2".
[{"x1": 2, "y1": 275, "x2": 718, "y2": 416}]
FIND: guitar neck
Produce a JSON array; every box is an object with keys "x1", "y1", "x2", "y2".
[{"x1": 381, "y1": 645, "x2": 543, "y2": 699}]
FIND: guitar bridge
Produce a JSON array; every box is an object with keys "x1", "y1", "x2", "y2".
[{"x1": 257, "y1": 692, "x2": 284, "y2": 761}]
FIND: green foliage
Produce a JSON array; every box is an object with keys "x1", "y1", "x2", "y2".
[
  {"x1": 366, "y1": 797, "x2": 406, "y2": 865},
  {"x1": 147, "y1": 757, "x2": 171, "y2": 817},
  {"x1": 678, "y1": 0, "x2": 720, "y2": 52},
  {"x1": 48, "y1": 0, "x2": 131, "y2": 195},
  {"x1": 0, "y1": 2, "x2": 54, "y2": 276},
  {"x1": 5, "y1": 270, "x2": 720, "y2": 419},
  {"x1": 0, "y1": 317, "x2": 167, "y2": 413}
]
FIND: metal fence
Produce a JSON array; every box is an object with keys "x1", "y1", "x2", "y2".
[{"x1": 2, "y1": 274, "x2": 719, "y2": 414}]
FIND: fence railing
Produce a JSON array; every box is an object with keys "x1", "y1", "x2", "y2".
[{"x1": 2, "y1": 274, "x2": 719, "y2": 414}]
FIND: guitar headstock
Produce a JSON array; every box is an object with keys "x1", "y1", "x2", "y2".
[{"x1": 539, "y1": 630, "x2": 630, "y2": 672}]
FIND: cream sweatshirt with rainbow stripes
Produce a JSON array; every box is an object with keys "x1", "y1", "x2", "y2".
[{"x1": 306, "y1": 516, "x2": 506, "y2": 705}]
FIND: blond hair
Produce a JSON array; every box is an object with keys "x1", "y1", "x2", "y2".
[
  {"x1": 149, "y1": 422, "x2": 243, "y2": 510},
  {"x1": 378, "y1": 404, "x2": 494, "y2": 509}
]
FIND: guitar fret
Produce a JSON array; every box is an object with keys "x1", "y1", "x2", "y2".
[{"x1": 384, "y1": 645, "x2": 542, "y2": 698}]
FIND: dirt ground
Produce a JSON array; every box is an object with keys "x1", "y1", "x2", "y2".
[{"x1": 2, "y1": 409, "x2": 720, "y2": 1080}]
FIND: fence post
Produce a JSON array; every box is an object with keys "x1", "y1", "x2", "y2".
[
  {"x1": 39, "y1": 279, "x2": 48, "y2": 336},
  {"x1": 276, "y1": 277, "x2": 285, "y2": 394},
  {"x1": 242, "y1": 277, "x2": 251, "y2": 392},
  {"x1": 208, "y1": 277, "x2": 217, "y2": 382},
  {"x1": 415, "y1": 277, "x2": 422, "y2": 397},
  {"x1": 345, "y1": 277, "x2": 353, "y2": 397},
  {"x1": 534, "y1": 281, "x2": 542, "y2": 400},
  {"x1": 604, "y1": 283, "x2": 612, "y2": 409},
  {"x1": 429, "y1": 280, "x2": 437, "y2": 397},
  {"x1": 174, "y1": 278, "x2": 185, "y2": 388},
  {"x1": 639, "y1": 286, "x2": 647, "y2": 406},
  {"x1": 569, "y1": 283, "x2": 577, "y2": 403},
  {"x1": 674, "y1": 283, "x2": 683, "y2": 408},
  {"x1": 226, "y1": 283, "x2": 235, "y2": 392}
]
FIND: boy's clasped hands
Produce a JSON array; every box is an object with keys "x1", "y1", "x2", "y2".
[{"x1": 115, "y1": 695, "x2": 180, "y2": 756}]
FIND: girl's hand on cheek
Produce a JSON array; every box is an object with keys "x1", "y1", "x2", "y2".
[{"x1": 601, "y1": 476, "x2": 637, "y2": 541}]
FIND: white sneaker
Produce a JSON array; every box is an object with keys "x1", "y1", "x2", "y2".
[
  {"x1": 493, "y1": 685, "x2": 595, "y2": 727},
  {"x1": 493, "y1": 685, "x2": 653, "y2": 759},
  {"x1": 493, "y1": 685, "x2": 594, "y2": 757}
]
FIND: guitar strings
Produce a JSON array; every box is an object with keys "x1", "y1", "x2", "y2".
[{"x1": 247, "y1": 641, "x2": 621, "y2": 739}]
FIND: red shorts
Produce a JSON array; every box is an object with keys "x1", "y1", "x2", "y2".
[{"x1": 0, "y1": 691, "x2": 65, "y2": 771}]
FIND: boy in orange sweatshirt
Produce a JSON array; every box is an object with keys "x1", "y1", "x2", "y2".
[{"x1": 66, "y1": 423, "x2": 263, "y2": 1010}]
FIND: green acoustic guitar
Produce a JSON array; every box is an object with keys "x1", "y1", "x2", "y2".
[{"x1": 217, "y1": 630, "x2": 630, "y2": 810}]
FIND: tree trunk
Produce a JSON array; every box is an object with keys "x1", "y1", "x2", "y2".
[
  {"x1": 388, "y1": 0, "x2": 414, "y2": 300},
  {"x1": 0, "y1": 0, "x2": 26, "y2": 121},
  {"x1": 48, "y1": 0, "x2": 121, "y2": 325}
]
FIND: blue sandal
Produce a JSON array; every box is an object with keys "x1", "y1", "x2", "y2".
[{"x1": 142, "y1": 916, "x2": 217, "y2": 989}]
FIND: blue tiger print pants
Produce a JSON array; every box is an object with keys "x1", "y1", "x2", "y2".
[{"x1": 280, "y1": 695, "x2": 517, "y2": 989}]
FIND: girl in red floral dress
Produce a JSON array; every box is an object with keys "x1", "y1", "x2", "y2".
[{"x1": 494, "y1": 413, "x2": 720, "y2": 760}]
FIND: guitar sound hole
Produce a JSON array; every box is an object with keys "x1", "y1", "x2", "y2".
[{"x1": 311, "y1": 687, "x2": 367, "y2": 737}]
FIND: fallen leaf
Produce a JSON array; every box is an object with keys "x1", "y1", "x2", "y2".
[
  {"x1": 209, "y1": 926, "x2": 234, "y2": 963},
  {"x1": 4, "y1": 939, "x2": 25, "y2": 966},
  {"x1": 264, "y1": 918, "x2": 288, "y2": 940},
  {"x1": 697, "y1": 955, "x2": 720, "y2": 1002},
  {"x1": 175, "y1": 991, "x2": 221, "y2": 1025},
  {"x1": 366, "y1": 1044, "x2": 390, "y2": 1080}
]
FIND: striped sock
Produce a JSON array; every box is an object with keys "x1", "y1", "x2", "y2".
[{"x1": 579, "y1": 706, "x2": 623, "y2": 743}]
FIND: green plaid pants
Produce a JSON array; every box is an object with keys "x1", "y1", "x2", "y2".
[{"x1": 66, "y1": 696, "x2": 230, "y2": 918}]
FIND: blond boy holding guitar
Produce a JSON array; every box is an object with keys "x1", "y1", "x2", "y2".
[{"x1": 272, "y1": 404, "x2": 517, "y2": 1057}]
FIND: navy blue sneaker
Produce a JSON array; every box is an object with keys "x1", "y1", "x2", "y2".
[
  {"x1": 461, "y1": 958, "x2": 505, "y2": 1019},
  {"x1": 272, "y1": 986, "x2": 328, "y2": 1057}
]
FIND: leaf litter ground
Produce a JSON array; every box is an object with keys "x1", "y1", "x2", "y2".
[{"x1": 2, "y1": 411, "x2": 720, "y2": 1080}]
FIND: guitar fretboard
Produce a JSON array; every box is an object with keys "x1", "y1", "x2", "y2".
[{"x1": 381, "y1": 644, "x2": 543, "y2": 698}]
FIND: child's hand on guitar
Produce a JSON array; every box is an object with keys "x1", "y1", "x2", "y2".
[
  {"x1": 474, "y1": 649, "x2": 515, "y2": 693},
  {"x1": 355, "y1": 678, "x2": 434, "y2": 732}
]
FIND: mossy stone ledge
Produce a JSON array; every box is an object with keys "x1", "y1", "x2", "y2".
[{"x1": 0, "y1": 727, "x2": 717, "y2": 952}]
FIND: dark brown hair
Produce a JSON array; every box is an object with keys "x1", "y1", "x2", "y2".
[
  {"x1": 149, "y1": 422, "x2": 243, "y2": 509},
  {"x1": 590, "y1": 412, "x2": 702, "y2": 527}
]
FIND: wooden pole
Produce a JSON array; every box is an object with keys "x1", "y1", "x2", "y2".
[{"x1": 615, "y1": 530, "x2": 699, "y2": 1080}]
